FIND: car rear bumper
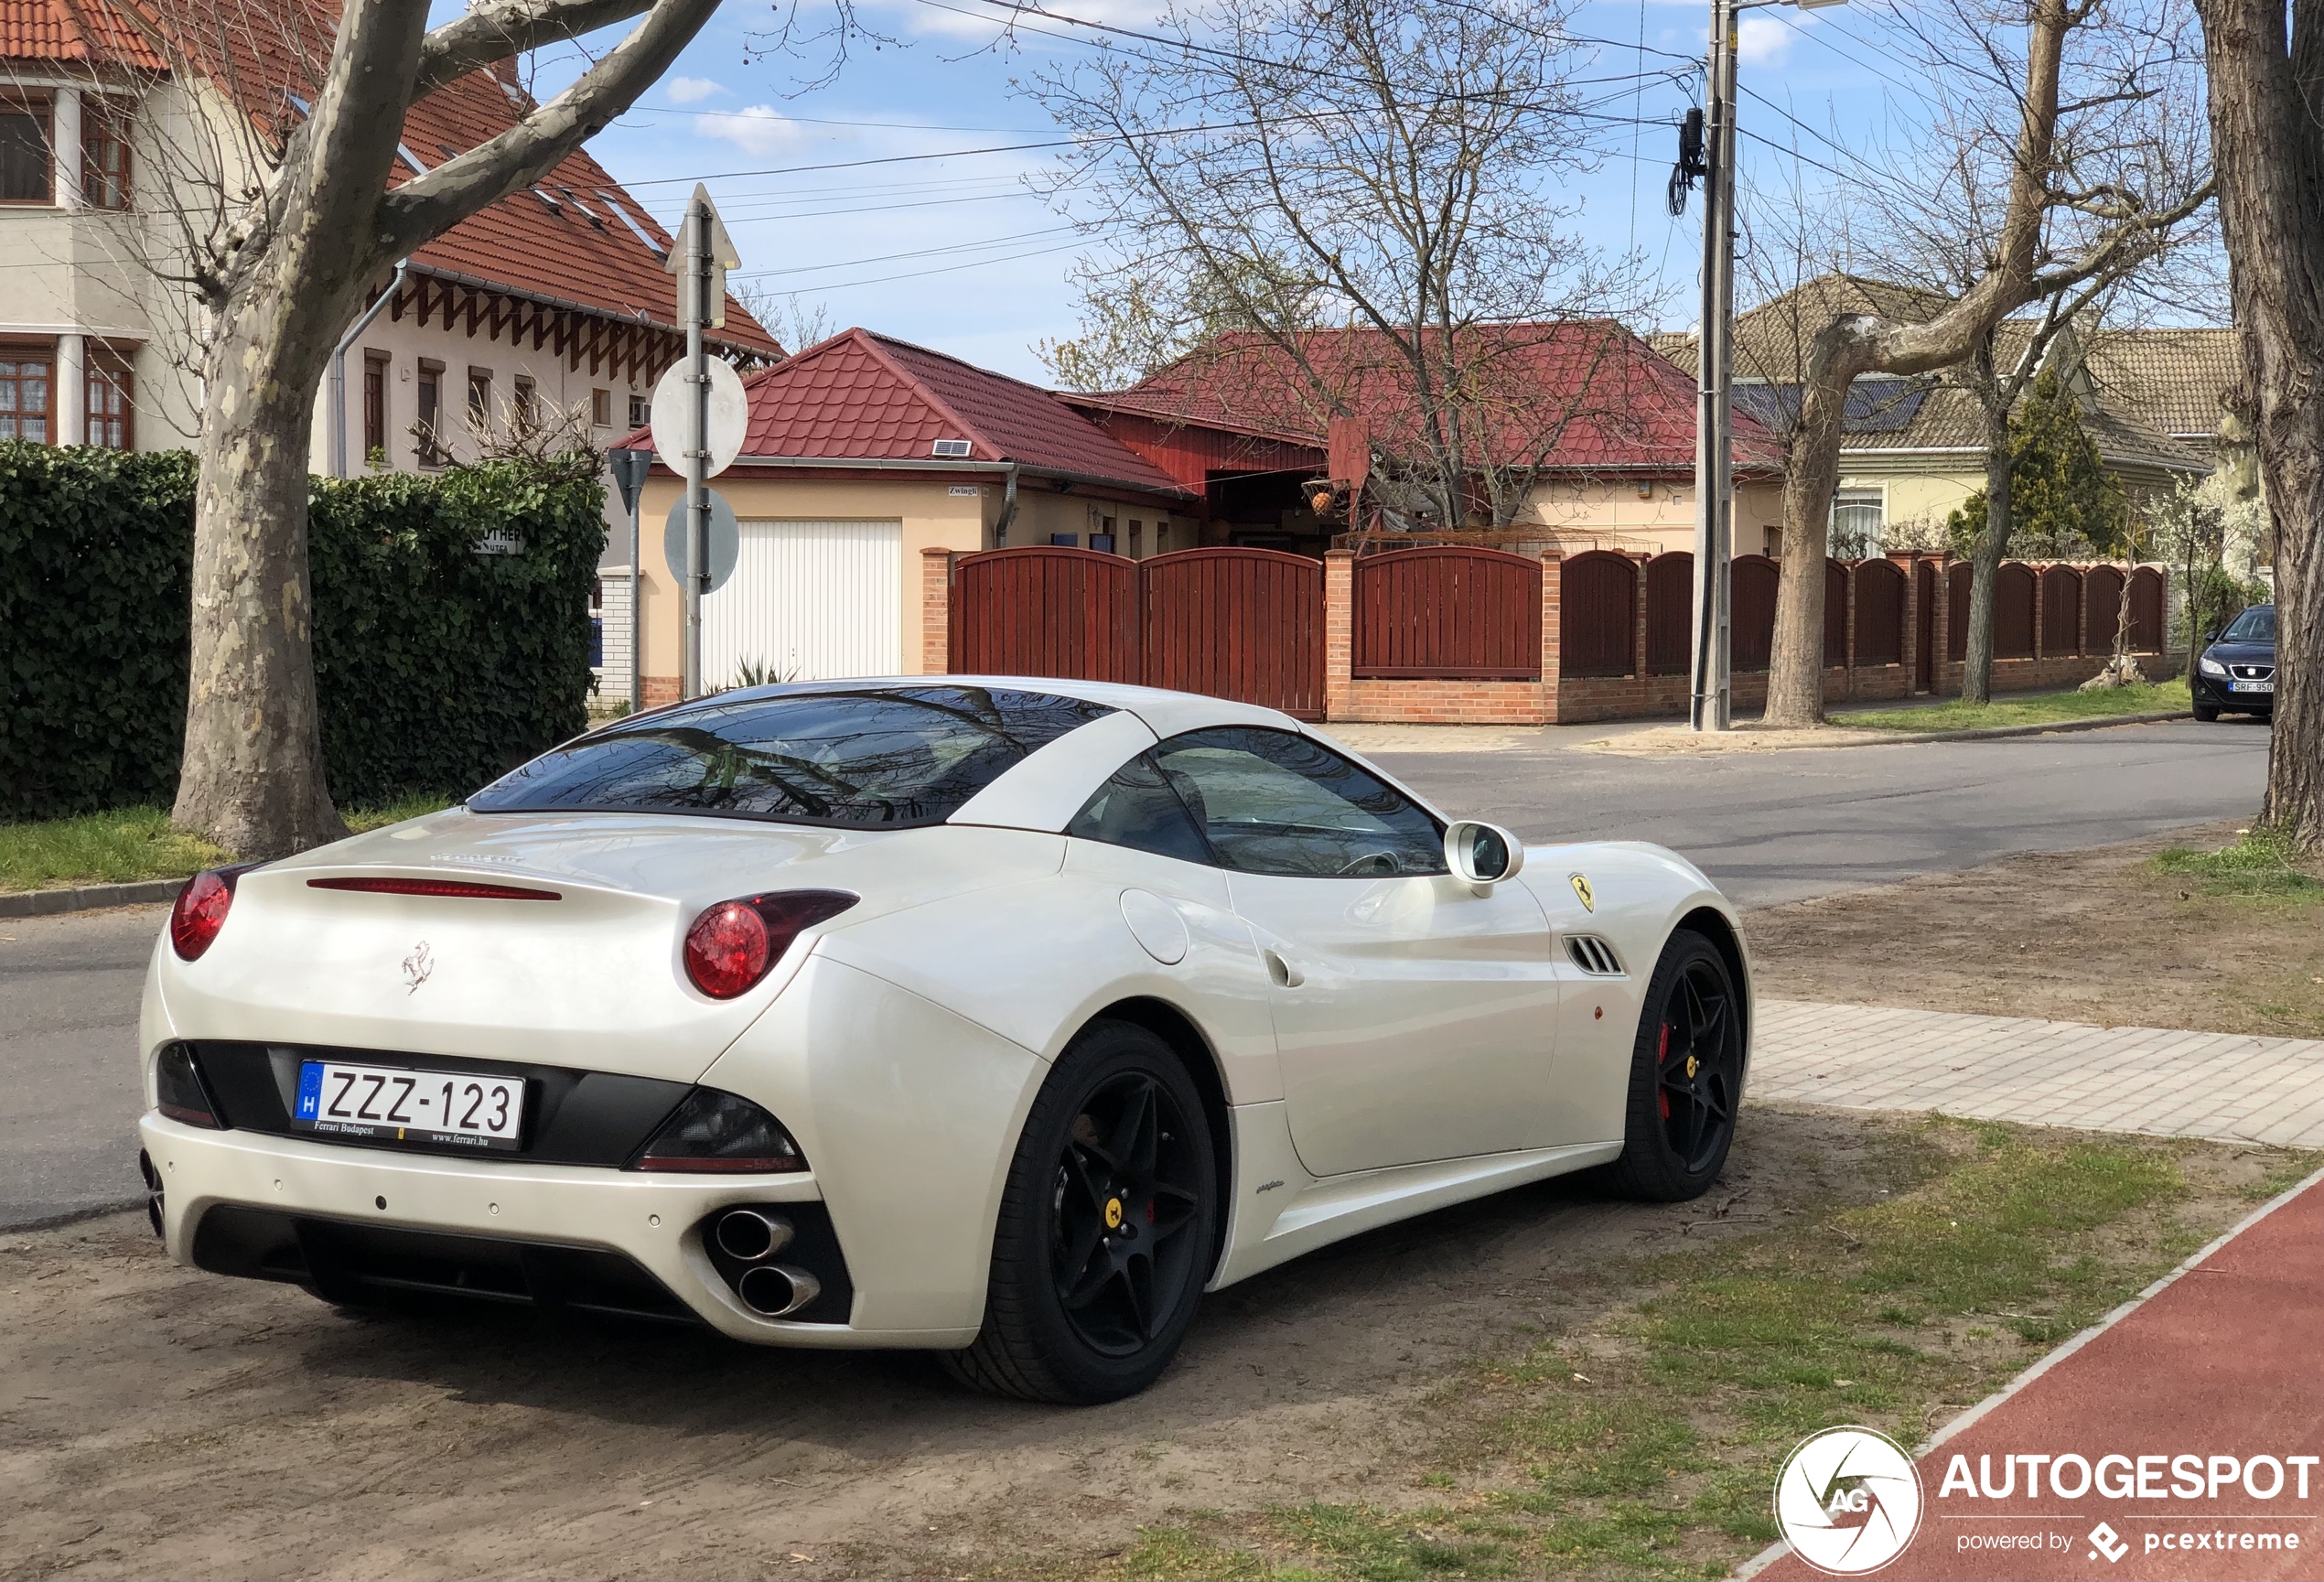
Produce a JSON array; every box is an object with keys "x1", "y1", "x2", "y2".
[{"x1": 137, "y1": 1114, "x2": 977, "y2": 1348}]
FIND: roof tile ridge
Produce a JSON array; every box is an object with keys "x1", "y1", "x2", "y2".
[{"x1": 853, "y1": 329, "x2": 1015, "y2": 461}]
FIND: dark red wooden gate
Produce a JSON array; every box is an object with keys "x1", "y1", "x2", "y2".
[
  {"x1": 1559, "y1": 552, "x2": 1638, "y2": 677},
  {"x1": 1995, "y1": 563, "x2": 2037, "y2": 658},
  {"x1": 1731, "y1": 554, "x2": 1780, "y2": 673},
  {"x1": 2040, "y1": 565, "x2": 2082, "y2": 655},
  {"x1": 949, "y1": 546, "x2": 1138, "y2": 682},
  {"x1": 1914, "y1": 559, "x2": 1936, "y2": 689},
  {"x1": 1853, "y1": 559, "x2": 1906, "y2": 666},
  {"x1": 1824, "y1": 559, "x2": 1850, "y2": 666},
  {"x1": 2126, "y1": 567, "x2": 2165, "y2": 651},
  {"x1": 1948, "y1": 562, "x2": 1974, "y2": 661},
  {"x1": 1352, "y1": 548, "x2": 1542, "y2": 679},
  {"x1": 1645, "y1": 553, "x2": 1694, "y2": 675},
  {"x1": 1143, "y1": 547, "x2": 1327, "y2": 718}
]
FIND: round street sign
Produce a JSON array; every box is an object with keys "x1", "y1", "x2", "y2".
[
  {"x1": 663, "y1": 489, "x2": 740, "y2": 595},
  {"x1": 649, "y1": 358, "x2": 749, "y2": 479}
]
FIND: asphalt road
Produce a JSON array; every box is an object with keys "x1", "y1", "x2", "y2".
[{"x1": 0, "y1": 716, "x2": 2271, "y2": 1231}]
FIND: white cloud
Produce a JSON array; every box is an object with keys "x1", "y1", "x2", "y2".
[
  {"x1": 698, "y1": 105, "x2": 812, "y2": 156},
  {"x1": 1737, "y1": 13, "x2": 1795, "y2": 66},
  {"x1": 666, "y1": 76, "x2": 726, "y2": 103}
]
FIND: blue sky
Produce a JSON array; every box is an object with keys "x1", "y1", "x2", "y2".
[{"x1": 544, "y1": 0, "x2": 1918, "y2": 381}]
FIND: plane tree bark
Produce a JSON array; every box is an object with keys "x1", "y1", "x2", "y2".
[
  {"x1": 2193, "y1": 0, "x2": 2324, "y2": 850},
  {"x1": 169, "y1": 0, "x2": 722, "y2": 858}
]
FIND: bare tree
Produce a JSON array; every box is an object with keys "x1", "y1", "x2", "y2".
[
  {"x1": 1759, "y1": 0, "x2": 2214, "y2": 726},
  {"x1": 1024, "y1": 0, "x2": 1660, "y2": 533},
  {"x1": 2193, "y1": 0, "x2": 2323, "y2": 850},
  {"x1": 729, "y1": 282, "x2": 826, "y2": 357},
  {"x1": 102, "y1": 0, "x2": 726, "y2": 859}
]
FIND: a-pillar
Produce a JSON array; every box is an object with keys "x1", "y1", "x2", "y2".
[
  {"x1": 1323, "y1": 550, "x2": 1354, "y2": 720},
  {"x1": 920, "y1": 547, "x2": 955, "y2": 675}
]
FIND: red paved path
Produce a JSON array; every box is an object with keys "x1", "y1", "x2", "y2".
[{"x1": 1753, "y1": 1172, "x2": 2324, "y2": 1580}]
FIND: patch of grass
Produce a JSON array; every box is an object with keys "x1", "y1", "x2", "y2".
[
  {"x1": 0, "y1": 807, "x2": 229, "y2": 892},
  {"x1": 2153, "y1": 826, "x2": 2324, "y2": 900},
  {"x1": 0, "y1": 794, "x2": 459, "y2": 891},
  {"x1": 1830, "y1": 677, "x2": 2188, "y2": 732},
  {"x1": 1102, "y1": 1122, "x2": 2312, "y2": 1582}
]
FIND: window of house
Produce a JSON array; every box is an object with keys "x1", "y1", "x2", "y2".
[
  {"x1": 511, "y1": 374, "x2": 536, "y2": 435},
  {"x1": 415, "y1": 360, "x2": 444, "y2": 465},
  {"x1": 81, "y1": 103, "x2": 130, "y2": 210},
  {"x1": 591, "y1": 387, "x2": 611, "y2": 427},
  {"x1": 0, "y1": 352, "x2": 51, "y2": 440},
  {"x1": 0, "y1": 96, "x2": 53, "y2": 204},
  {"x1": 628, "y1": 392, "x2": 649, "y2": 428},
  {"x1": 362, "y1": 351, "x2": 388, "y2": 462},
  {"x1": 1128, "y1": 520, "x2": 1143, "y2": 557},
  {"x1": 467, "y1": 367, "x2": 492, "y2": 431},
  {"x1": 1830, "y1": 489, "x2": 1885, "y2": 557},
  {"x1": 84, "y1": 355, "x2": 131, "y2": 448}
]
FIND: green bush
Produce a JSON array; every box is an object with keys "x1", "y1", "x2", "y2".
[{"x1": 0, "y1": 442, "x2": 604, "y2": 820}]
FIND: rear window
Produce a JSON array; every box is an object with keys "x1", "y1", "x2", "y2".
[{"x1": 468, "y1": 685, "x2": 1113, "y2": 828}]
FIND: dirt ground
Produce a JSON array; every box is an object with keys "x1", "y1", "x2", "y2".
[
  {"x1": 0, "y1": 1108, "x2": 1915, "y2": 1582},
  {"x1": 1746, "y1": 819, "x2": 2324, "y2": 1040}
]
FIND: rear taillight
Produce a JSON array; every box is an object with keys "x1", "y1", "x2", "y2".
[
  {"x1": 170, "y1": 866, "x2": 257, "y2": 961},
  {"x1": 307, "y1": 877, "x2": 562, "y2": 901},
  {"x1": 155, "y1": 1043, "x2": 222, "y2": 1128},
  {"x1": 682, "y1": 890, "x2": 856, "y2": 999},
  {"x1": 631, "y1": 1088, "x2": 806, "y2": 1172}
]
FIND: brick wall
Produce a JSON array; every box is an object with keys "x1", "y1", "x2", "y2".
[{"x1": 921, "y1": 547, "x2": 955, "y2": 674}]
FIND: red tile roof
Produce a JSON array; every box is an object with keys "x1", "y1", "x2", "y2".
[
  {"x1": 1082, "y1": 322, "x2": 1784, "y2": 478},
  {"x1": 47, "y1": 0, "x2": 778, "y2": 357},
  {"x1": 624, "y1": 328, "x2": 1190, "y2": 495},
  {"x1": 0, "y1": 0, "x2": 164, "y2": 68}
]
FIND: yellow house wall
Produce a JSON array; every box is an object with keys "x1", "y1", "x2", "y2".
[{"x1": 1517, "y1": 478, "x2": 1787, "y2": 556}]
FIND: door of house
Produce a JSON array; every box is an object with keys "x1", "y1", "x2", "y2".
[{"x1": 702, "y1": 519, "x2": 902, "y2": 688}]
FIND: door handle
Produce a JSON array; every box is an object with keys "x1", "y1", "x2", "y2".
[{"x1": 1264, "y1": 949, "x2": 1305, "y2": 988}]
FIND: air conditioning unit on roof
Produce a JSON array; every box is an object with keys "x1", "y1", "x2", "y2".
[{"x1": 931, "y1": 438, "x2": 973, "y2": 457}]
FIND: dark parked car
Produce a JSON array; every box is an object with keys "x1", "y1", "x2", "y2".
[{"x1": 2192, "y1": 604, "x2": 2276, "y2": 721}]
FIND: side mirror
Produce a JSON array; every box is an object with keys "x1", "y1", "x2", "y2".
[
  {"x1": 2204, "y1": 629, "x2": 2221, "y2": 644},
  {"x1": 1445, "y1": 821, "x2": 1524, "y2": 891}
]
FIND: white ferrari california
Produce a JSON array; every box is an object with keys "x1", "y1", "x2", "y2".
[{"x1": 137, "y1": 679, "x2": 1749, "y2": 1403}]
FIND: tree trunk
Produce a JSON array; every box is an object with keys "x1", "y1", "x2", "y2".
[
  {"x1": 1961, "y1": 385, "x2": 2013, "y2": 705},
  {"x1": 2197, "y1": 0, "x2": 2324, "y2": 850}
]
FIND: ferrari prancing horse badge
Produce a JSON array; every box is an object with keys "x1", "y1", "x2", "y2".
[{"x1": 1569, "y1": 874, "x2": 1595, "y2": 912}]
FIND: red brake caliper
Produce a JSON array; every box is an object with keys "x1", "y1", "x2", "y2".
[{"x1": 1657, "y1": 1022, "x2": 1672, "y2": 1120}]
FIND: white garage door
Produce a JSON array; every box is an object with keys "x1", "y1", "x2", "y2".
[{"x1": 702, "y1": 519, "x2": 902, "y2": 688}]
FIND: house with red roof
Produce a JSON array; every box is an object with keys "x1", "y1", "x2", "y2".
[{"x1": 0, "y1": 0, "x2": 777, "y2": 470}]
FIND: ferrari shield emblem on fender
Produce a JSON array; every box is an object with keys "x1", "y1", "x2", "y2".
[{"x1": 1569, "y1": 874, "x2": 1595, "y2": 912}]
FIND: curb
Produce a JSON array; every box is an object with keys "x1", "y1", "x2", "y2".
[
  {"x1": 0, "y1": 877, "x2": 188, "y2": 919},
  {"x1": 1827, "y1": 706, "x2": 2192, "y2": 746}
]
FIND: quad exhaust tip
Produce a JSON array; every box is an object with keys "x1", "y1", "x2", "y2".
[
  {"x1": 712, "y1": 1208, "x2": 794, "y2": 1263},
  {"x1": 736, "y1": 1264, "x2": 823, "y2": 1318}
]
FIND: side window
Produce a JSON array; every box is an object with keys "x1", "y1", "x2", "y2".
[
  {"x1": 1151, "y1": 726, "x2": 1446, "y2": 878},
  {"x1": 1067, "y1": 753, "x2": 1214, "y2": 866}
]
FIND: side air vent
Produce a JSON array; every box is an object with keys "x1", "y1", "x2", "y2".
[{"x1": 1565, "y1": 935, "x2": 1625, "y2": 976}]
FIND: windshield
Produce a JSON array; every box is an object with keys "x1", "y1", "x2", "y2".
[
  {"x1": 2219, "y1": 607, "x2": 2276, "y2": 644},
  {"x1": 468, "y1": 686, "x2": 1114, "y2": 827}
]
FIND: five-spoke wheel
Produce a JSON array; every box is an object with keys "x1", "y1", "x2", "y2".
[
  {"x1": 949, "y1": 1020, "x2": 1218, "y2": 1403},
  {"x1": 1603, "y1": 930, "x2": 1744, "y2": 1200}
]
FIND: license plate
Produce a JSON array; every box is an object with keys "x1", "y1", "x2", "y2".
[
  {"x1": 2231, "y1": 680, "x2": 2275, "y2": 694},
  {"x1": 294, "y1": 1060, "x2": 526, "y2": 1151}
]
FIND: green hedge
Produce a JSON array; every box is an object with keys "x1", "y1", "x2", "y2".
[{"x1": 0, "y1": 442, "x2": 605, "y2": 820}]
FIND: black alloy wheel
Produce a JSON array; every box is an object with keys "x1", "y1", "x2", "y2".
[
  {"x1": 947, "y1": 1021, "x2": 1219, "y2": 1404},
  {"x1": 1602, "y1": 931, "x2": 1744, "y2": 1201}
]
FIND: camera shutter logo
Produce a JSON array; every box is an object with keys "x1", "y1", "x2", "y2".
[{"x1": 1773, "y1": 1426, "x2": 1924, "y2": 1576}]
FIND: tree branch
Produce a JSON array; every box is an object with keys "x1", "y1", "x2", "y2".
[
  {"x1": 382, "y1": 0, "x2": 720, "y2": 255},
  {"x1": 410, "y1": 0, "x2": 656, "y2": 103}
]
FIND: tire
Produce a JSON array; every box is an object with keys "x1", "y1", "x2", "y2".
[
  {"x1": 1599, "y1": 930, "x2": 1744, "y2": 1203},
  {"x1": 2194, "y1": 704, "x2": 2221, "y2": 722},
  {"x1": 944, "y1": 1021, "x2": 1220, "y2": 1404}
]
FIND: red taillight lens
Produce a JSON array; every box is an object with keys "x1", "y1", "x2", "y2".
[
  {"x1": 681, "y1": 889, "x2": 858, "y2": 999},
  {"x1": 307, "y1": 877, "x2": 562, "y2": 901},
  {"x1": 170, "y1": 868, "x2": 242, "y2": 961}
]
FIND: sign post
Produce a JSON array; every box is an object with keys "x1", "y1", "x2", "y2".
[
  {"x1": 607, "y1": 447, "x2": 652, "y2": 714},
  {"x1": 665, "y1": 184, "x2": 739, "y2": 700}
]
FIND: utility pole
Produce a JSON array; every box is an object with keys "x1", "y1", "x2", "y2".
[
  {"x1": 1689, "y1": 0, "x2": 1739, "y2": 732},
  {"x1": 683, "y1": 192, "x2": 711, "y2": 701}
]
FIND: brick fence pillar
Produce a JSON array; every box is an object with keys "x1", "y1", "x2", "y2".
[
  {"x1": 2032, "y1": 565, "x2": 2046, "y2": 662},
  {"x1": 1324, "y1": 550, "x2": 1355, "y2": 721},
  {"x1": 920, "y1": 547, "x2": 955, "y2": 675},
  {"x1": 1540, "y1": 552, "x2": 1564, "y2": 725},
  {"x1": 1900, "y1": 557, "x2": 1921, "y2": 694}
]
